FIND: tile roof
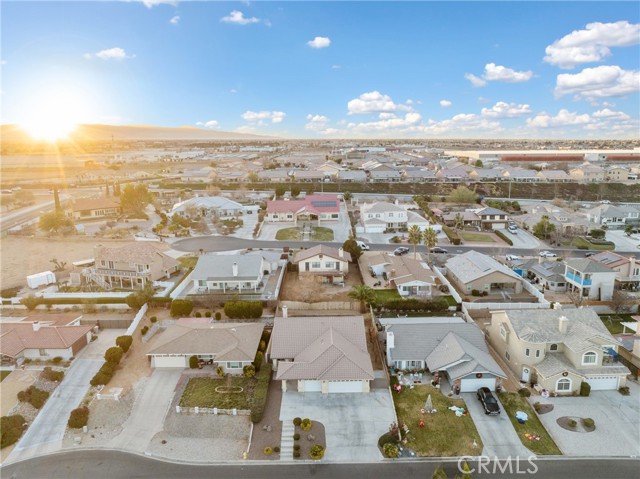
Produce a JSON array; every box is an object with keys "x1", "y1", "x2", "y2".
[
  {"x1": 72, "y1": 197, "x2": 121, "y2": 212},
  {"x1": 446, "y1": 251, "x2": 521, "y2": 284},
  {"x1": 565, "y1": 258, "x2": 616, "y2": 274},
  {"x1": 171, "y1": 196, "x2": 244, "y2": 214},
  {"x1": 267, "y1": 194, "x2": 340, "y2": 214},
  {"x1": 361, "y1": 202, "x2": 405, "y2": 214},
  {"x1": 192, "y1": 254, "x2": 265, "y2": 281},
  {"x1": 95, "y1": 244, "x2": 179, "y2": 270},
  {"x1": 293, "y1": 244, "x2": 351, "y2": 263},
  {"x1": 270, "y1": 316, "x2": 374, "y2": 381},
  {"x1": 589, "y1": 251, "x2": 631, "y2": 269},
  {"x1": 535, "y1": 352, "x2": 629, "y2": 378},
  {"x1": 0, "y1": 322, "x2": 92, "y2": 358},
  {"x1": 369, "y1": 253, "x2": 436, "y2": 286}
]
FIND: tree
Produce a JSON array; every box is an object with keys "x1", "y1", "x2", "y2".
[
  {"x1": 49, "y1": 258, "x2": 67, "y2": 272},
  {"x1": 116, "y1": 335, "x2": 133, "y2": 353},
  {"x1": 68, "y1": 407, "x2": 90, "y2": 429},
  {"x1": 341, "y1": 238, "x2": 363, "y2": 262},
  {"x1": 532, "y1": 215, "x2": 556, "y2": 240},
  {"x1": 408, "y1": 225, "x2": 422, "y2": 259},
  {"x1": 170, "y1": 299, "x2": 194, "y2": 317},
  {"x1": 447, "y1": 186, "x2": 477, "y2": 204},
  {"x1": 247, "y1": 172, "x2": 259, "y2": 183},
  {"x1": 290, "y1": 185, "x2": 301, "y2": 198},
  {"x1": 624, "y1": 224, "x2": 634, "y2": 237},
  {"x1": 343, "y1": 191, "x2": 352, "y2": 201},
  {"x1": 453, "y1": 213, "x2": 464, "y2": 231},
  {"x1": 611, "y1": 290, "x2": 632, "y2": 314},
  {"x1": 20, "y1": 294, "x2": 42, "y2": 311},
  {"x1": 423, "y1": 227, "x2": 438, "y2": 264},
  {"x1": 274, "y1": 185, "x2": 286, "y2": 198},
  {"x1": 589, "y1": 228, "x2": 606, "y2": 240},
  {"x1": 125, "y1": 283, "x2": 155, "y2": 310},
  {"x1": 104, "y1": 346, "x2": 124, "y2": 364},
  {"x1": 243, "y1": 364, "x2": 256, "y2": 378},
  {"x1": 14, "y1": 190, "x2": 35, "y2": 205},
  {"x1": 39, "y1": 211, "x2": 74, "y2": 234},
  {"x1": 53, "y1": 187, "x2": 61, "y2": 211},
  {"x1": 348, "y1": 284, "x2": 375, "y2": 313},
  {"x1": 120, "y1": 184, "x2": 150, "y2": 215},
  {"x1": 475, "y1": 159, "x2": 483, "y2": 168}
]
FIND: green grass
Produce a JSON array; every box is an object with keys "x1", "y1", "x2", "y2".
[
  {"x1": 458, "y1": 231, "x2": 497, "y2": 243},
  {"x1": 600, "y1": 314, "x2": 636, "y2": 335},
  {"x1": 372, "y1": 289, "x2": 402, "y2": 303},
  {"x1": 178, "y1": 256, "x2": 198, "y2": 269},
  {"x1": 1, "y1": 371, "x2": 11, "y2": 382},
  {"x1": 572, "y1": 237, "x2": 615, "y2": 251},
  {"x1": 498, "y1": 392, "x2": 562, "y2": 455},
  {"x1": 275, "y1": 227, "x2": 301, "y2": 240},
  {"x1": 311, "y1": 226, "x2": 334, "y2": 241},
  {"x1": 441, "y1": 295, "x2": 458, "y2": 307},
  {"x1": 392, "y1": 383, "x2": 483, "y2": 456},
  {"x1": 179, "y1": 376, "x2": 257, "y2": 409}
]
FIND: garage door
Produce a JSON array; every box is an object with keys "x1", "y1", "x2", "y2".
[
  {"x1": 459, "y1": 377, "x2": 496, "y2": 393},
  {"x1": 152, "y1": 356, "x2": 187, "y2": 368},
  {"x1": 327, "y1": 381, "x2": 363, "y2": 393},
  {"x1": 585, "y1": 375, "x2": 619, "y2": 391},
  {"x1": 303, "y1": 380, "x2": 322, "y2": 392}
]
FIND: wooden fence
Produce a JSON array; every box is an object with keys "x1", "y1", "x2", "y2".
[{"x1": 280, "y1": 300, "x2": 359, "y2": 311}]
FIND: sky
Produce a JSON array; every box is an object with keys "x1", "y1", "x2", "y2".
[{"x1": 1, "y1": 1, "x2": 639, "y2": 139}]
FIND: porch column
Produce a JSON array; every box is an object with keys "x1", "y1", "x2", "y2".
[{"x1": 281, "y1": 380, "x2": 287, "y2": 392}]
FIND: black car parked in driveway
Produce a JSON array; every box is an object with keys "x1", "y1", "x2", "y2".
[
  {"x1": 393, "y1": 247, "x2": 410, "y2": 256},
  {"x1": 477, "y1": 387, "x2": 501, "y2": 415}
]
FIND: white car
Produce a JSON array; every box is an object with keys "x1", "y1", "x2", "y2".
[
  {"x1": 505, "y1": 255, "x2": 521, "y2": 261},
  {"x1": 539, "y1": 251, "x2": 557, "y2": 258},
  {"x1": 355, "y1": 240, "x2": 370, "y2": 251}
]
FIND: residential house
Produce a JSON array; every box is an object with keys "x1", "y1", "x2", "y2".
[
  {"x1": 536, "y1": 170, "x2": 572, "y2": 182},
  {"x1": 180, "y1": 168, "x2": 216, "y2": 183},
  {"x1": 436, "y1": 167, "x2": 469, "y2": 182},
  {"x1": 191, "y1": 254, "x2": 271, "y2": 293},
  {"x1": 171, "y1": 196, "x2": 250, "y2": 218},
  {"x1": 468, "y1": 168, "x2": 502, "y2": 182},
  {"x1": 292, "y1": 170, "x2": 326, "y2": 182},
  {"x1": 317, "y1": 161, "x2": 344, "y2": 176},
  {"x1": 358, "y1": 201, "x2": 430, "y2": 234},
  {"x1": 519, "y1": 204, "x2": 589, "y2": 235},
  {"x1": 519, "y1": 260, "x2": 568, "y2": 293},
  {"x1": 147, "y1": 320, "x2": 263, "y2": 373},
  {"x1": 369, "y1": 168, "x2": 402, "y2": 182},
  {"x1": 293, "y1": 245, "x2": 351, "y2": 284},
  {"x1": 266, "y1": 194, "x2": 341, "y2": 224},
  {"x1": 442, "y1": 210, "x2": 481, "y2": 230},
  {"x1": 502, "y1": 168, "x2": 540, "y2": 182},
  {"x1": 564, "y1": 258, "x2": 616, "y2": 301},
  {"x1": 258, "y1": 169, "x2": 291, "y2": 183},
  {"x1": 68, "y1": 197, "x2": 122, "y2": 220},
  {"x1": 337, "y1": 170, "x2": 367, "y2": 183},
  {"x1": 402, "y1": 168, "x2": 437, "y2": 183},
  {"x1": 446, "y1": 251, "x2": 523, "y2": 295},
  {"x1": 474, "y1": 207, "x2": 509, "y2": 230},
  {"x1": 365, "y1": 253, "x2": 436, "y2": 298},
  {"x1": 569, "y1": 164, "x2": 606, "y2": 183},
  {"x1": 606, "y1": 166, "x2": 631, "y2": 182},
  {"x1": 617, "y1": 334, "x2": 640, "y2": 379},
  {"x1": 488, "y1": 308, "x2": 629, "y2": 392},
  {"x1": 589, "y1": 251, "x2": 640, "y2": 291},
  {"x1": 86, "y1": 243, "x2": 180, "y2": 290},
  {"x1": 586, "y1": 204, "x2": 640, "y2": 228},
  {"x1": 269, "y1": 316, "x2": 374, "y2": 393},
  {"x1": 385, "y1": 320, "x2": 507, "y2": 392}
]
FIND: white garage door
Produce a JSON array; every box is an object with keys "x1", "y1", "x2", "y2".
[
  {"x1": 152, "y1": 356, "x2": 187, "y2": 368},
  {"x1": 303, "y1": 380, "x2": 322, "y2": 392},
  {"x1": 327, "y1": 381, "x2": 363, "y2": 393},
  {"x1": 585, "y1": 375, "x2": 619, "y2": 391},
  {"x1": 459, "y1": 377, "x2": 496, "y2": 393}
]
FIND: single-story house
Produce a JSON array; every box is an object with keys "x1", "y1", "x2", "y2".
[
  {"x1": 446, "y1": 251, "x2": 523, "y2": 295},
  {"x1": 266, "y1": 194, "x2": 341, "y2": 224},
  {"x1": 293, "y1": 244, "x2": 351, "y2": 283},
  {"x1": 365, "y1": 252, "x2": 437, "y2": 298},
  {"x1": 68, "y1": 197, "x2": 122, "y2": 220},
  {"x1": 269, "y1": 316, "x2": 374, "y2": 393},
  {"x1": 147, "y1": 321, "x2": 263, "y2": 373},
  {"x1": 191, "y1": 254, "x2": 272, "y2": 293}
]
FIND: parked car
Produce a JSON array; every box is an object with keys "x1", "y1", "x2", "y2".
[
  {"x1": 539, "y1": 251, "x2": 557, "y2": 258},
  {"x1": 430, "y1": 247, "x2": 448, "y2": 254},
  {"x1": 584, "y1": 251, "x2": 596, "y2": 257},
  {"x1": 505, "y1": 254, "x2": 521, "y2": 261},
  {"x1": 477, "y1": 387, "x2": 501, "y2": 415},
  {"x1": 393, "y1": 246, "x2": 410, "y2": 256},
  {"x1": 355, "y1": 240, "x2": 370, "y2": 251}
]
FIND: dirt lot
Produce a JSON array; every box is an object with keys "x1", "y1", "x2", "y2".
[
  {"x1": 279, "y1": 265, "x2": 364, "y2": 303},
  {"x1": 0, "y1": 237, "x2": 174, "y2": 289}
]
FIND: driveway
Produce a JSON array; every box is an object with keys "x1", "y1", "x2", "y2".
[
  {"x1": 462, "y1": 393, "x2": 533, "y2": 458},
  {"x1": 606, "y1": 230, "x2": 640, "y2": 252},
  {"x1": 497, "y1": 228, "x2": 541, "y2": 249},
  {"x1": 109, "y1": 369, "x2": 182, "y2": 453},
  {"x1": 534, "y1": 381, "x2": 640, "y2": 456},
  {"x1": 280, "y1": 390, "x2": 396, "y2": 462}
]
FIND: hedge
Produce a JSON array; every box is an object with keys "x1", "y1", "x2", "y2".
[
  {"x1": 116, "y1": 335, "x2": 133, "y2": 353},
  {"x1": 495, "y1": 230, "x2": 513, "y2": 246},
  {"x1": 224, "y1": 301, "x2": 263, "y2": 319},
  {"x1": 99, "y1": 361, "x2": 117, "y2": 376},
  {"x1": 443, "y1": 226, "x2": 461, "y2": 245},
  {"x1": 170, "y1": 299, "x2": 194, "y2": 317},
  {"x1": 90, "y1": 371, "x2": 113, "y2": 386},
  {"x1": 68, "y1": 406, "x2": 90, "y2": 429},
  {"x1": 378, "y1": 297, "x2": 449, "y2": 313},
  {"x1": 1, "y1": 415, "x2": 27, "y2": 448},
  {"x1": 40, "y1": 367, "x2": 64, "y2": 382},
  {"x1": 250, "y1": 363, "x2": 272, "y2": 423},
  {"x1": 104, "y1": 346, "x2": 124, "y2": 364},
  {"x1": 17, "y1": 386, "x2": 50, "y2": 409}
]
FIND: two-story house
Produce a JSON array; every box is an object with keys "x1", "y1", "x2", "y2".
[
  {"x1": 358, "y1": 201, "x2": 430, "y2": 234},
  {"x1": 589, "y1": 252, "x2": 640, "y2": 291},
  {"x1": 569, "y1": 164, "x2": 606, "y2": 183},
  {"x1": 474, "y1": 206, "x2": 509, "y2": 230},
  {"x1": 564, "y1": 258, "x2": 616, "y2": 301},
  {"x1": 293, "y1": 244, "x2": 350, "y2": 284},
  {"x1": 488, "y1": 308, "x2": 629, "y2": 393},
  {"x1": 586, "y1": 204, "x2": 640, "y2": 229}
]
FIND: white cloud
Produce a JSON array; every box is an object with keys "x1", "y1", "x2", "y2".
[
  {"x1": 555, "y1": 65, "x2": 640, "y2": 100},
  {"x1": 305, "y1": 114, "x2": 330, "y2": 131},
  {"x1": 230, "y1": 89, "x2": 238, "y2": 94},
  {"x1": 169, "y1": 15, "x2": 180, "y2": 24},
  {"x1": 347, "y1": 91, "x2": 412, "y2": 115},
  {"x1": 378, "y1": 112, "x2": 397, "y2": 120},
  {"x1": 196, "y1": 120, "x2": 219, "y2": 129},
  {"x1": 465, "y1": 63, "x2": 533, "y2": 86},
  {"x1": 526, "y1": 109, "x2": 591, "y2": 128},
  {"x1": 242, "y1": 110, "x2": 286, "y2": 124},
  {"x1": 477, "y1": 96, "x2": 492, "y2": 103},
  {"x1": 421, "y1": 114, "x2": 502, "y2": 135},
  {"x1": 221, "y1": 10, "x2": 260, "y2": 25},
  {"x1": 544, "y1": 21, "x2": 640, "y2": 69},
  {"x1": 331, "y1": 64, "x2": 341, "y2": 70},
  {"x1": 346, "y1": 112, "x2": 423, "y2": 133},
  {"x1": 439, "y1": 100, "x2": 452, "y2": 108},
  {"x1": 307, "y1": 36, "x2": 331, "y2": 49},
  {"x1": 592, "y1": 108, "x2": 630, "y2": 120},
  {"x1": 481, "y1": 101, "x2": 532, "y2": 118},
  {"x1": 138, "y1": 0, "x2": 177, "y2": 8},
  {"x1": 1, "y1": 60, "x2": 6, "y2": 65},
  {"x1": 84, "y1": 47, "x2": 133, "y2": 61}
]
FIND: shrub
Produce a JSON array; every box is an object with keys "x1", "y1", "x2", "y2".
[
  {"x1": 567, "y1": 419, "x2": 577, "y2": 428},
  {"x1": 301, "y1": 418, "x2": 312, "y2": 431},
  {"x1": 580, "y1": 381, "x2": 591, "y2": 397},
  {"x1": 1, "y1": 415, "x2": 27, "y2": 448},
  {"x1": 293, "y1": 451, "x2": 301, "y2": 458},
  {"x1": 443, "y1": 226, "x2": 461, "y2": 245},
  {"x1": 378, "y1": 432, "x2": 399, "y2": 448},
  {"x1": 619, "y1": 386, "x2": 630, "y2": 396},
  {"x1": 518, "y1": 388, "x2": 531, "y2": 398},
  {"x1": 533, "y1": 402, "x2": 542, "y2": 413},
  {"x1": 189, "y1": 355, "x2": 199, "y2": 369},
  {"x1": 170, "y1": 299, "x2": 194, "y2": 317},
  {"x1": 495, "y1": 229, "x2": 514, "y2": 246},
  {"x1": 150, "y1": 316, "x2": 158, "y2": 323},
  {"x1": 17, "y1": 386, "x2": 49, "y2": 409},
  {"x1": 224, "y1": 301, "x2": 263, "y2": 319},
  {"x1": 458, "y1": 460, "x2": 472, "y2": 479},
  {"x1": 215, "y1": 312, "x2": 222, "y2": 321},
  {"x1": 40, "y1": 367, "x2": 64, "y2": 382},
  {"x1": 90, "y1": 371, "x2": 112, "y2": 386},
  {"x1": 51, "y1": 356, "x2": 63, "y2": 364},
  {"x1": 383, "y1": 442, "x2": 399, "y2": 458},
  {"x1": 263, "y1": 447, "x2": 273, "y2": 456},
  {"x1": 141, "y1": 326, "x2": 149, "y2": 335},
  {"x1": 432, "y1": 465, "x2": 448, "y2": 479},
  {"x1": 293, "y1": 417, "x2": 302, "y2": 426},
  {"x1": 116, "y1": 335, "x2": 133, "y2": 353},
  {"x1": 104, "y1": 346, "x2": 124, "y2": 364},
  {"x1": 273, "y1": 446, "x2": 280, "y2": 453},
  {"x1": 253, "y1": 351, "x2": 264, "y2": 372},
  {"x1": 250, "y1": 364, "x2": 272, "y2": 423},
  {"x1": 471, "y1": 289, "x2": 480, "y2": 297},
  {"x1": 205, "y1": 311, "x2": 212, "y2": 318},
  {"x1": 259, "y1": 340, "x2": 267, "y2": 352},
  {"x1": 309, "y1": 444, "x2": 325, "y2": 460},
  {"x1": 217, "y1": 366, "x2": 224, "y2": 377},
  {"x1": 99, "y1": 362, "x2": 116, "y2": 376},
  {"x1": 583, "y1": 418, "x2": 595, "y2": 428},
  {"x1": 195, "y1": 311, "x2": 202, "y2": 318},
  {"x1": 68, "y1": 406, "x2": 90, "y2": 429},
  {"x1": 293, "y1": 433, "x2": 300, "y2": 441},
  {"x1": 243, "y1": 364, "x2": 256, "y2": 378}
]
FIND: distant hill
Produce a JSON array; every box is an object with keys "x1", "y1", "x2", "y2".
[{"x1": 1, "y1": 124, "x2": 274, "y2": 142}]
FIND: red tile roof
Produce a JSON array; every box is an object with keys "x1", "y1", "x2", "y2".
[
  {"x1": 0, "y1": 322, "x2": 92, "y2": 358},
  {"x1": 267, "y1": 194, "x2": 340, "y2": 215}
]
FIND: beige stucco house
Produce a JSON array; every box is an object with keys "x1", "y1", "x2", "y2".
[
  {"x1": 293, "y1": 244, "x2": 351, "y2": 283},
  {"x1": 446, "y1": 251, "x2": 523, "y2": 295},
  {"x1": 487, "y1": 309, "x2": 629, "y2": 393}
]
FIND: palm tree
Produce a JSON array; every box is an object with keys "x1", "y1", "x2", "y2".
[
  {"x1": 423, "y1": 227, "x2": 438, "y2": 264},
  {"x1": 408, "y1": 225, "x2": 422, "y2": 259},
  {"x1": 453, "y1": 213, "x2": 464, "y2": 231},
  {"x1": 348, "y1": 284, "x2": 376, "y2": 313}
]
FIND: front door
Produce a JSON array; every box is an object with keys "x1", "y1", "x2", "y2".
[{"x1": 521, "y1": 366, "x2": 531, "y2": 382}]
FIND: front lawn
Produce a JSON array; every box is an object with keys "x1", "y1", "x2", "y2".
[
  {"x1": 178, "y1": 256, "x2": 198, "y2": 269},
  {"x1": 392, "y1": 383, "x2": 483, "y2": 456},
  {"x1": 372, "y1": 289, "x2": 402, "y2": 303},
  {"x1": 0, "y1": 370, "x2": 11, "y2": 382},
  {"x1": 275, "y1": 226, "x2": 334, "y2": 241},
  {"x1": 275, "y1": 227, "x2": 301, "y2": 240},
  {"x1": 600, "y1": 314, "x2": 636, "y2": 335},
  {"x1": 459, "y1": 231, "x2": 497, "y2": 243},
  {"x1": 572, "y1": 237, "x2": 615, "y2": 251},
  {"x1": 180, "y1": 376, "x2": 256, "y2": 410},
  {"x1": 311, "y1": 226, "x2": 334, "y2": 241},
  {"x1": 498, "y1": 392, "x2": 562, "y2": 455}
]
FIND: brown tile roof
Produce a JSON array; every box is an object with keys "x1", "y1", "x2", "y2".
[
  {"x1": 293, "y1": 244, "x2": 352, "y2": 263},
  {"x1": 0, "y1": 322, "x2": 93, "y2": 358},
  {"x1": 96, "y1": 243, "x2": 179, "y2": 270},
  {"x1": 72, "y1": 197, "x2": 121, "y2": 212}
]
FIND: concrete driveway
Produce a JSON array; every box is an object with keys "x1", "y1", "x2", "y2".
[
  {"x1": 606, "y1": 230, "x2": 640, "y2": 252},
  {"x1": 534, "y1": 381, "x2": 640, "y2": 457},
  {"x1": 497, "y1": 228, "x2": 541, "y2": 249},
  {"x1": 280, "y1": 390, "x2": 396, "y2": 462},
  {"x1": 109, "y1": 369, "x2": 182, "y2": 453},
  {"x1": 462, "y1": 393, "x2": 533, "y2": 458}
]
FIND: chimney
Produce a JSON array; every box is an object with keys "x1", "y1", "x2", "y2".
[
  {"x1": 338, "y1": 247, "x2": 344, "y2": 258},
  {"x1": 282, "y1": 305, "x2": 288, "y2": 319},
  {"x1": 558, "y1": 316, "x2": 569, "y2": 334},
  {"x1": 232, "y1": 262, "x2": 238, "y2": 277},
  {"x1": 395, "y1": 199, "x2": 399, "y2": 206},
  {"x1": 32, "y1": 321, "x2": 41, "y2": 332},
  {"x1": 386, "y1": 331, "x2": 395, "y2": 365}
]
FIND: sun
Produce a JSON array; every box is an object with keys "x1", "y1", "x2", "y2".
[{"x1": 19, "y1": 89, "x2": 85, "y2": 141}]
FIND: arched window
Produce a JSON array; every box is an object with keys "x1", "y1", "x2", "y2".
[
  {"x1": 550, "y1": 344, "x2": 558, "y2": 351},
  {"x1": 582, "y1": 351, "x2": 597, "y2": 365},
  {"x1": 556, "y1": 378, "x2": 572, "y2": 392}
]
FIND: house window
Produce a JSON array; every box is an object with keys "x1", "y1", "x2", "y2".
[
  {"x1": 582, "y1": 351, "x2": 597, "y2": 365},
  {"x1": 406, "y1": 360, "x2": 421, "y2": 368},
  {"x1": 500, "y1": 324, "x2": 508, "y2": 341},
  {"x1": 311, "y1": 262, "x2": 321, "y2": 268},
  {"x1": 227, "y1": 362, "x2": 242, "y2": 369},
  {"x1": 325, "y1": 262, "x2": 334, "y2": 269},
  {"x1": 505, "y1": 351, "x2": 510, "y2": 361},
  {"x1": 101, "y1": 260, "x2": 106, "y2": 267},
  {"x1": 331, "y1": 214, "x2": 339, "y2": 219},
  {"x1": 525, "y1": 348, "x2": 530, "y2": 357},
  {"x1": 550, "y1": 344, "x2": 558, "y2": 351},
  {"x1": 389, "y1": 213, "x2": 394, "y2": 218},
  {"x1": 198, "y1": 280, "x2": 206, "y2": 287},
  {"x1": 108, "y1": 261, "x2": 114, "y2": 269},
  {"x1": 536, "y1": 350, "x2": 541, "y2": 358},
  {"x1": 556, "y1": 378, "x2": 572, "y2": 392}
]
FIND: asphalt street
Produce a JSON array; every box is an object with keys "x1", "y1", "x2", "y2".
[{"x1": 1, "y1": 450, "x2": 639, "y2": 479}]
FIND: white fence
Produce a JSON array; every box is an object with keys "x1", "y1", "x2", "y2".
[
  {"x1": 170, "y1": 270, "x2": 194, "y2": 299},
  {"x1": 432, "y1": 266, "x2": 462, "y2": 303},
  {"x1": 280, "y1": 300, "x2": 359, "y2": 311},
  {"x1": 175, "y1": 405, "x2": 250, "y2": 416},
  {"x1": 126, "y1": 303, "x2": 148, "y2": 336},
  {"x1": 462, "y1": 301, "x2": 550, "y2": 311}
]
